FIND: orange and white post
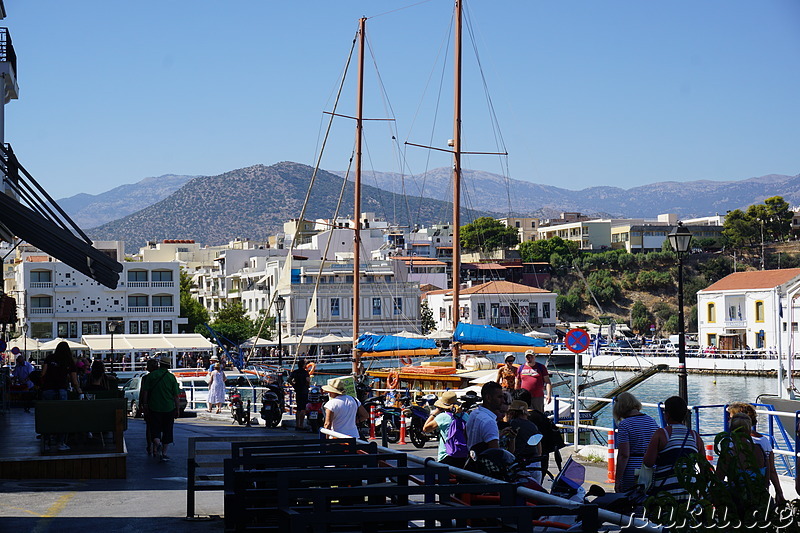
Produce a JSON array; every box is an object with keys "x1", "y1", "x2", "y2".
[
  {"x1": 399, "y1": 413, "x2": 407, "y2": 445},
  {"x1": 705, "y1": 443, "x2": 714, "y2": 465},
  {"x1": 607, "y1": 430, "x2": 616, "y2": 483},
  {"x1": 369, "y1": 405, "x2": 376, "y2": 440}
]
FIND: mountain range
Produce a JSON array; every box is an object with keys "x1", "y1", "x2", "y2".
[
  {"x1": 60, "y1": 163, "x2": 798, "y2": 251},
  {"x1": 86, "y1": 162, "x2": 490, "y2": 251}
]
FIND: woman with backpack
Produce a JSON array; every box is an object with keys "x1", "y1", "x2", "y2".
[{"x1": 423, "y1": 390, "x2": 470, "y2": 468}]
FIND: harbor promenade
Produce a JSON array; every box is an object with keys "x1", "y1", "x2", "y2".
[{"x1": 0, "y1": 407, "x2": 616, "y2": 532}]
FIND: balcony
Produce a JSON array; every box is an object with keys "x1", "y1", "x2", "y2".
[
  {"x1": 30, "y1": 307, "x2": 53, "y2": 315},
  {"x1": 152, "y1": 306, "x2": 175, "y2": 313},
  {"x1": 128, "y1": 306, "x2": 149, "y2": 313},
  {"x1": 724, "y1": 319, "x2": 747, "y2": 328},
  {"x1": 30, "y1": 282, "x2": 52, "y2": 289},
  {"x1": 151, "y1": 281, "x2": 174, "y2": 288},
  {"x1": 127, "y1": 281, "x2": 149, "y2": 288}
]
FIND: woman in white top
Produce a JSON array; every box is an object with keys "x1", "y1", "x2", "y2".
[
  {"x1": 206, "y1": 363, "x2": 226, "y2": 413},
  {"x1": 322, "y1": 378, "x2": 368, "y2": 438}
]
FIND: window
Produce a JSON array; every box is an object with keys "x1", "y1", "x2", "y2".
[
  {"x1": 69, "y1": 322, "x2": 77, "y2": 338},
  {"x1": 163, "y1": 321, "x2": 173, "y2": 334},
  {"x1": 477, "y1": 303, "x2": 486, "y2": 320},
  {"x1": 140, "y1": 321, "x2": 149, "y2": 334},
  {"x1": 491, "y1": 303, "x2": 499, "y2": 319},
  {"x1": 31, "y1": 322, "x2": 52, "y2": 338},
  {"x1": 128, "y1": 270, "x2": 148, "y2": 282},
  {"x1": 707, "y1": 303, "x2": 716, "y2": 323},
  {"x1": 31, "y1": 270, "x2": 52, "y2": 282},
  {"x1": 542, "y1": 302, "x2": 551, "y2": 319},
  {"x1": 707, "y1": 333, "x2": 717, "y2": 347},
  {"x1": 152, "y1": 270, "x2": 173, "y2": 281},
  {"x1": 57, "y1": 322, "x2": 69, "y2": 337},
  {"x1": 130, "y1": 321, "x2": 139, "y2": 334},
  {"x1": 107, "y1": 321, "x2": 125, "y2": 335},
  {"x1": 330, "y1": 298, "x2": 340, "y2": 317},
  {"x1": 152, "y1": 295, "x2": 173, "y2": 307},
  {"x1": 372, "y1": 298, "x2": 382, "y2": 316},
  {"x1": 529, "y1": 303, "x2": 538, "y2": 319},
  {"x1": 82, "y1": 321, "x2": 101, "y2": 335},
  {"x1": 393, "y1": 298, "x2": 402, "y2": 315},
  {"x1": 755, "y1": 301, "x2": 765, "y2": 322},
  {"x1": 128, "y1": 295, "x2": 148, "y2": 307},
  {"x1": 153, "y1": 321, "x2": 162, "y2": 334},
  {"x1": 515, "y1": 221, "x2": 521, "y2": 228},
  {"x1": 30, "y1": 296, "x2": 52, "y2": 308}
]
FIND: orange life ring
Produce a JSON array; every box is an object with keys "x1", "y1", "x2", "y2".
[
  {"x1": 387, "y1": 371, "x2": 400, "y2": 390},
  {"x1": 399, "y1": 355, "x2": 413, "y2": 366},
  {"x1": 305, "y1": 362, "x2": 316, "y2": 376}
]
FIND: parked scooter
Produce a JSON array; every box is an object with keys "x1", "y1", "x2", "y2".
[
  {"x1": 259, "y1": 372, "x2": 286, "y2": 428},
  {"x1": 360, "y1": 394, "x2": 401, "y2": 443},
  {"x1": 400, "y1": 394, "x2": 437, "y2": 448},
  {"x1": 305, "y1": 385, "x2": 325, "y2": 432},
  {"x1": 229, "y1": 387, "x2": 250, "y2": 426}
]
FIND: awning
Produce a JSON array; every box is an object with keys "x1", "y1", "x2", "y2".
[
  {"x1": 81, "y1": 334, "x2": 214, "y2": 352},
  {"x1": 39, "y1": 338, "x2": 89, "y2": 351}
]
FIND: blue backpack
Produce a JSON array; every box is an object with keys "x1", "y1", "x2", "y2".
[{"x1": 444, "y1": 411, "x2": 468, "y2": 458}]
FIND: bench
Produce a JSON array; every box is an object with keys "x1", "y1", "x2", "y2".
[{"x1": 34, "y1": 398, "x2": 127, "y2": 453}]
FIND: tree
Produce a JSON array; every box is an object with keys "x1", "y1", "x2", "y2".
[
  {"x1": 179, "y1": 269, "x2": 209, "y2": 333},
  {"x1": 764, "y1": 196, "x2": 793, "y2": 242},
  {"x1": 722, "y1": 209, "x2": 758, "y2": 250},
  {"x1": 519, "y1": 236, "x2": 580, "y2": 264},
  {"x1": 630, "y1": 300, "x2": 652, "y2": 334},
  {"x1": 420, "y1": 300, "x2": 436, "y2": 334},
  {"x1": 460, "y1": 217, "x2": 519, "y2": 253},
  {"x1": 586, "y1": 270, "x2": 621, "y2": 305},
  {"x1": 202, "y1": 301, "x2": 256, "y2": 345}
]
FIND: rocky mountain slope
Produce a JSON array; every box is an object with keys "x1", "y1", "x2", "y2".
[
  {"x1": 338, "y1": 168, "x2": 800, "y2": 219},
  {"x1": 87, "y1": 162, "x2": 490, "y2": 251}
]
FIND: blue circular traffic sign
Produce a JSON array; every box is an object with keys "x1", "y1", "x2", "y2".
[{"x1": 565, "y1": 328, "x2": 591, "y2": 354}]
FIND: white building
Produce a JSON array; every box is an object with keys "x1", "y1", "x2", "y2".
[
  {"x1": 8, "y1": 242, "x2": 184, "y2": 340},
  {"x1": 696, "y1": 268, "x2": 800, "y2": 353},
  {"x1": 424, "y1": 280, "x2": 557, "y2": 333}
]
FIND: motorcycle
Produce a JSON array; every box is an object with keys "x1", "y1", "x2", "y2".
[
  {"x1": 229, "y1": 387, "x2": 250, "y2": 426},
  {"x1": 400, "y1": 394, "x2": 438, "y2": 449},
  {"x1": 259, "y1": 373, "x2": 286, "y2": 428},
  {"x1": 360, "y1": 394, "x2": 401, "y2": 443},
  {"x1": 305, "y1": 386, "x2": 325, "y2": 432}
]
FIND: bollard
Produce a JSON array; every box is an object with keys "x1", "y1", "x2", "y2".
[
  {"x1": 369, "y1": 405, "x2": 376, "y2": 440},
  {"x1": 705, "y1": 443, "x2": 714, "y2": 464},
  {"x1": 398, "y1": 414, "x2": 407, "y2": 445},
  {"x1": 607, "y1": 430, "x2": 616, "y2": 483}
]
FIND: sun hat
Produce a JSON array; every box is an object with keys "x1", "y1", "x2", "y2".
[
  {"x1": 508, "y1": 400, "x2": 529, "y2": 412},
  {"x1": 434, "y1": 390, "x2": 460, "y2": 409},
  {"x1": 321, "y1": 378, "x2": 346, "y2": 395},
  {"x1": 504, "y1": 353, "x2": 515, "y2": 362},
  {"x1": 524, "y1": 349, "x2": 536, "y2": 357},
  {"x1": 210, "y1": 355, "x2": 219, "y2": 361}
]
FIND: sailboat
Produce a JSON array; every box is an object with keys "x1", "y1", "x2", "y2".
[{"x1": 350, "y1": 1, "x2": 552, "y2": 394}]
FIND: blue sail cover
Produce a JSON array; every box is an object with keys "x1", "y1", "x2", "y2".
[
  {"x1": 356, "y1": 333, "x2": 437, "y2": 353},
  {"x1": 454, "y1": 323, "x2": 547, "y2": 347}
]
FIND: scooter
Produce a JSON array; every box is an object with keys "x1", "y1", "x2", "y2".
[
  {"x1": 259, "y1": 373, "x2": 286, "y2": 428},
  {"x1": 305, "y1": 386, "x2": 325, "y2": 432},
  {"x1": 360, "y1": 394, "x2": 401, "y2": 443},
  {"x1": 229, "y1": 387, "x2": 250, "y2": 426}
]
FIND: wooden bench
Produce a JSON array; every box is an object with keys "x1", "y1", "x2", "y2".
[{"x1": 34, "y1": 398, "x2": 127, "y2": 453}]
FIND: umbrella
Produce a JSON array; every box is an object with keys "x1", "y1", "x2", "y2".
[
  {"x1": 425, "y1": 329, "x2": 452, "y2": 340},
  {"x1": 7, "y1": 336, "x2": 42, "y2": 351},
  {"x1": 394, "y1": 330, "x2": 428, "y2": 339},
  {"x1": 38, "y1": 338, "x2": 89, "y2": 351},
  {"x1": 241, "y1": 336, "x2": 276, "y2": 347},
  {"x1": 524, "y1": 330, "x2": 553, "y2": 339}
]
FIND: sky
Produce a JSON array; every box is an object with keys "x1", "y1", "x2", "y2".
[{"x1": 3, "y1": 0, "x2": 799, "y2": 200}]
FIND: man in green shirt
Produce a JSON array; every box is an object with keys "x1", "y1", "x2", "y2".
[{"x1": 141, "y1": 360, "x2": 180, "y2": 462}]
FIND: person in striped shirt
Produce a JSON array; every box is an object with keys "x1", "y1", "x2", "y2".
[{"x1": 613, "y1": 392, "x2": 659, "y2": 492}]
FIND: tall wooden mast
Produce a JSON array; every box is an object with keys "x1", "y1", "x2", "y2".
[
  {"x1": 450, "y1": 1, "x2": 463, "y2": 366},
  {"x1": 352, "y1": 17, "x2": 366, "y2": 375}
]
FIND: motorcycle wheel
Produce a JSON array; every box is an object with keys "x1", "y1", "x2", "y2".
[
  {"x1": 380, "y1": 418, "x2": 400, "y2": 444},
  {"x1": 409, "y1": 420, "x2": 428, "y2": 448},
  {"x1": 235, "y1": 406, "x2": 246, "y2": 425},
  {"x1": 264, "y1": 406, "x2": 282, "y2": 428},
  {"x1": 309, "y1": 417, "x2": 321, "y2": 432}
]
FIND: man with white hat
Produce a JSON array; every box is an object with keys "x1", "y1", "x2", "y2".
[
  {"x1": 422, "y1": 390, "x2": 470, "y2": 467},
  {"x1": 515, "y1": 349, "x2": 551, "y2": 413},
  {"x1": 322, "y1": 378, "x2": 368, "y2": 439}
]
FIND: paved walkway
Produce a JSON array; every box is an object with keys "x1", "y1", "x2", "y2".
[{"x1": 0, "y1": 407, "x2": 615, "y2": 532}]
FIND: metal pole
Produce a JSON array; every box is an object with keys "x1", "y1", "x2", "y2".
[
  {"x1": 277, "y1": 310, "x2": 283, "y2": 367},
  {"x1": 352, "y1": 17, "x2": 365, "y2": 376},
  {"x1": 450, "y1": 0, "x2": 463, "y2": 370},
  {"x1": 677, "y1": 254, "x2": 687, "y2": 403}
]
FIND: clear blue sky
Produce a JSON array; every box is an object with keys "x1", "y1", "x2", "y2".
[{"x1": 4, "y1": 0, "x2": 799, "y2": 200}]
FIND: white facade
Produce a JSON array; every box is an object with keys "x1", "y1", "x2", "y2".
[
  {"x1": 10, "y1": 255, "x2": 183, "y2": 341},
  {"x1": 696, "y1": 268, "x2": 800, "y2": 356},
  {"x1": 424, "y1": 280, "x2": 557, "y2": 333}
]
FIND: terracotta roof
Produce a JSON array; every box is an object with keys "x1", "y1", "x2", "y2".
[
  {"x1": 426, "y1": 280, "x2": 551, "y2": 296},
  {"x1": 700, "y1": 268, "x2": 800, "y2": 292},
  {"x1": 26, "y1": 256, "x2": 51, "y2": 262}
]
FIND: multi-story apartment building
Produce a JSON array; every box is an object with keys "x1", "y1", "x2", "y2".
[
  {"x1": 7, "y1": 241, "x2": 184, "y2": 340},
  {"x1": 498, "y1": 217, "x2": 539, "y2": 244}
]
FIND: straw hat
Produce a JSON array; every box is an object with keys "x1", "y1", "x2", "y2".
[
  {"x1": 210, "y1": 355, "x2": 219, "y2": 361},
  {"x1": 524, "y1": 349, "x2": 535, "y2": 357},
  {"x1": 322, "y1": 378, "x2": 346, "y2": 395},
  {"x1": 508, "y1": 400, "x2": 529, "y2": 413},
  {"x1": 434, "y1": 390, "x2": 459, "y2": 409},
  {"x1": 504, "y1": 353, "x2": 516, "y2": 362}
]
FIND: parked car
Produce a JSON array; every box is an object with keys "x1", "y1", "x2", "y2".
[{"x1": 123, "y1": 371, "x2": 188, "y2": 418}]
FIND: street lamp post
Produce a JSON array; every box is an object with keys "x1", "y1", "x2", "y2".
[
  {"x1": 668, "y1": 222, "x2": 693, "y2": 403},
  {"x1": 275, "y1": 295, "x2": 285, "y2": 367},
  {"x1": 107, "y1": 320, "x2": 122, "y2": 373}
]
